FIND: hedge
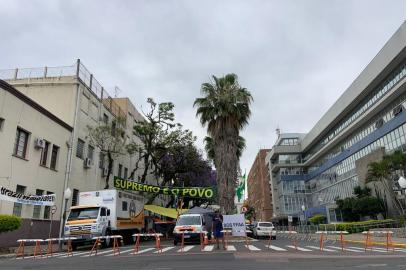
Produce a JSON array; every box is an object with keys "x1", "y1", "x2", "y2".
[
  {"x1": 0, "y1": 215, "x2": 22, "y2": 233},
  {"x1": 319, "y1": 219, "x2": 395, "y2": 234}
]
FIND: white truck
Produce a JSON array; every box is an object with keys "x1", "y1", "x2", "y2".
[{"x1": 64, "y1": 189, "x2": 145, "y2": 249}]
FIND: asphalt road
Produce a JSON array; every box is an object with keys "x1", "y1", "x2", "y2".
[{"x1": 3, "y1": 238, "x2": 406, "y2": 270}]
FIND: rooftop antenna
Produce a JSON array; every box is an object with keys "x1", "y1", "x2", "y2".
[
  {"x1": 114, "y1": 86, "x2": 122, "y2": 98},
  {"x1": 276, "y1": 125, "x2": 281, "y2": 138}
]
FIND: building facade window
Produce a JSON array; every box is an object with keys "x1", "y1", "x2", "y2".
[
  {"x1": 124, "y1": 167, "x2": 128, "y2": 179},
  {"x1": 71, "y1": 189, "x2": 79, "y2": 206},
  {"x1": 12, "y1": 185, "x2": 26, "y2": 217},
  {"x1": 50, "y1": 145, "x2": 59, "y2": 170},
  {"x1": 118, "y1": 164, "x2": 123, "y2": 178},
  {"x1": 0, "y1": 117, "x2": 4, "y2": 131},
  {"x1": 14, "y1": 128, "x2": 29, "y2": 159},
  {"x1": 43, "y1": 192, "x2": 53, "y2": 219},
  {"x1": 76, "y1": 138, "x2": 85, "y2": 159},
  {"x1": 32, "y1": 189, "x2": 44, "y2": 219},
  {"x1": 103, "y1": 113, "x2": 109, "y2": 124},
  {"x1": 99, "y1": 152, "x2": 105, "y2": 169},
  {"x1": 40, "y1": 141, "x2": 50, "y2": 166}
]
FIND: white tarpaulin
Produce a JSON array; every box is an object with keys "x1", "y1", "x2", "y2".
[
  {"x1": 223, "y1": 214, "x2": 246, "y2": 237},
  {"x1": 0, "y1": 186, "x2": 55, "y2": 206}
]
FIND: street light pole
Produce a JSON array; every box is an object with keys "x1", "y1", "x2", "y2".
[{"x1": 59, "y1": 187, "x2": 72, "y2": 251}]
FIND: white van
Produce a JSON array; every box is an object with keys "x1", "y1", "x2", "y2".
[{"x1": 173, "y1": 214, "x2": 208, "y2": 245}]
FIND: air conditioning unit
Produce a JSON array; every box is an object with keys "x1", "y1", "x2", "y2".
[
  {"x1": 84, "y1": 158, "x2": 92, "y2": 168},
  {"x1": 102, "y1": 167, "x2": 109, "y2": 176},
  {"x1": 34, "y1": 138, "x2": 46, "y2": 149}
]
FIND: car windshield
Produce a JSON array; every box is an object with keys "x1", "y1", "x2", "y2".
[
  {"x1": 177, "y1": 215, "x2": 201, "y2": 226},
  {"x1": 68, "y1": 207, "x2": 99, "y2": 220},
  {"x1": 258, "y1": 222, "x2": 273, "y2": 227}
]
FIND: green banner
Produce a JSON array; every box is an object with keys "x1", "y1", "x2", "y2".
[{"x1": 114, "y1": 177, "x2": 214, "y2": 199}]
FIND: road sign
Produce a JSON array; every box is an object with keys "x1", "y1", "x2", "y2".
[
  {"x1": 51, "y1": 205, "x2": 57, "y2": 214},
  {"x1": 288, "y1": 216, "x2": 293, "y2": 222},
  {"x1": 241, "y1": 206, "x2": 247, "y2": 213}
]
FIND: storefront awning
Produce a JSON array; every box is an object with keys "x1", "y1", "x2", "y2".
[{"x1": 144, "y1": 204, "x2": 188, "y2": 219}]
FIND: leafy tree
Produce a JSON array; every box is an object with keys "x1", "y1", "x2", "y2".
[
  {"x1": 87, "y1": 117, "x2": 127, "y2": 189},
  {"x1": 336, "y1": 186, "x2": 385, "y2": 221},
  {"x1": 242, "y1": 200, "x2": 256, "y2": 221},
  {"x1": 194, "y1": 74, "x2": 253, "y2": 214},
  {"x1": 366, "y1": 159, "x2": 403, "y2": 216},
  {"x1": 309, "y1": 214, "x2": 326, "y2": 225},
  {"x1": 127, "y1": 98, "x2": 177, "y2": 183},
  {"x1": 0, "y1": 215, "x2": 22, "y2": 233},
  {"x1": 204, "y1": 135, "x2": 246, "y2": 164}
]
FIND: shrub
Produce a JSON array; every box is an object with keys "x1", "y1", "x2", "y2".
[
  {"x1": 309, "y1": 214, "x2": 326, "y2": 224},
  {"x1": 319, "y1": 219, "x2": 395, "y2": 233},
  {"x1": 0, "y1": 215, "x2": 22, "y2": 233}
]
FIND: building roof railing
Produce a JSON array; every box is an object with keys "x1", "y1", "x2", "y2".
[{"x1": 0, "y1": 59, "x2": 126, "y2": 120}]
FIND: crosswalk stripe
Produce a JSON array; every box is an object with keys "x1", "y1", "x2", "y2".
[
  {"x1": 347, "y1": 246, "x2": 387, "y2": 253},
  {"x1": 203, "y1": 245, "x2": 214, "y2": 252},
  {"x1": 326, "y1": 246, "x2": 363, "y2": 253},
  {"x1": 177, "y1": 245, "x2": 195, "y2": 252},
  {"x1": 266, "y1": 245, "x2": 287, "y2": 251},
  {"x1": 104, "y1": 248, "x2": 134, "y2": 256},
  {"x1": 226, "y1": 245, "x2": 236, "y2": 251},
  {"x1": 394, "y1": 248, "x2": 406, "y2": 253},
  {"x1": 132, "y1": 248, "x2": 155, "y2": 255},
  {"x1": 58, "y1": 251, "x2": 90, "y2": 258},
  {"x1": 286, "y1": 245, "x2": 312, "y2": 251},
  {"x1": 81, "y1": 249, "x2": 116, "y2": 257},
  {"x1": 306, "y1": 246, "x2": 337, "y2": 252},
  {"x1": 246, "y1": 245, "x2": 261, "y2": 251},
  {"x1": 154, "y1": 247, "x2": 175, "y2": 254}
]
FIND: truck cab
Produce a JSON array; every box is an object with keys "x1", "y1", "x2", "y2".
[{"x1": 64, "y1": 205, "x2": 111, "y2": 247}]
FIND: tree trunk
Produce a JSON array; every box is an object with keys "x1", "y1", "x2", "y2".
[
  {"x1": 214, "y1": 125, "x2": 238, "y2": 214},
  {"x1": 105, "y1": 152, "x2": 113, "y2": 189}
]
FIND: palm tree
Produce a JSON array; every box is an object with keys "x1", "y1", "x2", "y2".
[
  {"x1": 204, "y1": 135, "x2": 246, "y2": 163},
  {"x1": 194, "y1": 74, "x2": 252, "y2": 214},
  {"x1": 366, "y1": 159, "x2": 403, "y2": 216}
]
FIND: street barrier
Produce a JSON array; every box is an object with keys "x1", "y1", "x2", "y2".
[
  {"x1": 316, "y1": 231, "x2": 348, "y2": 252},
  {"x1": 16, "y1": 239, "x2": 44, "y2": 259},
  {"x1": 362, "y1": 231, "x2": 394, "y2": 252},
  {"x1": 200, "y1": 231, "x2": 208, "y2": 251},
  {"x1": 90, "y1": 235, "x2": 123, "y2": 256},
  {"x1": 132, "y1": 233, "x2": 163, "y2": 254},
  {"x1": 44, "y1": 237, "x2": 77, "y2": 257}
]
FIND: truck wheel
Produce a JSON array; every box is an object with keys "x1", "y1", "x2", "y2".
[
  {"x1": 102, "y1": 229, "x2": 112, "y2": 248},
  {"x1": 174, "y1": 240, "x2": 178, "y2": 246},
  {"x1": 71, "y1": 243, "x2": 78, "y2": 251}
]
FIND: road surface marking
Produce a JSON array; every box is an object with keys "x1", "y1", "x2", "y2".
[
  {"x1": 266, "y1": 245, "x2": 287, "y2": 251},
  {"x1": 327, "y1": 246, "x2": 363, "y2": 253},
  {"x1": 58, "y1": 251, "x2": 90, "y2": 258},
  {"x1": 132, "y1": 248, "x2": 155, "y2": 255},
  {"x1": 246, "y1": 245, "x2": 261, "y2": 251},
  {"x1": 286, "y1": 245, "x2": 312, "y2": 251},
  {"x1": 226, "y1": 245, "x2": 236, "y2": 251},
  {"x1": 306, "y1": 246, "x2": 337, "y2": 252},
  {"x1": 105, "y1": 248, "x2": 134, "y2": 256},
  {"x1": 154, "y1": 247, "x2": 175, "y2": 254},
  {"x1": 203, "y1": 245, "x2": 214, "y2": 252},
  {"x1": 81, "y1": 249, "x2": 116, "y2": 257},
  {"x1": 177, "y1": 245, "x2": 195, "y2": 252},
  {"x1": 348, "y1": 246, "x2": 387, "y2": 253}
]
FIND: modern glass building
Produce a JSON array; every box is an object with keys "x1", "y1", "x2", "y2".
[{"x1": 266, "y1": 21, "x2": 406, "y2": 223}]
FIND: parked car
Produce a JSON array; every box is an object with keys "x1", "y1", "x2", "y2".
[
  {"x1": 253, "y1": 221, "x2": 276, "y2": 239},
  {"x1": 246, "y1": 224, "x2": 254, "y2": 237}
]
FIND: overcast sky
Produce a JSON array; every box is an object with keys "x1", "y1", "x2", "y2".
[{"x1": 1, "y1": 0, "x2": 405, "y2": 173}]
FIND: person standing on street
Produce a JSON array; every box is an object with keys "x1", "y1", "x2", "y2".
[{"x1": 212, "y1": 210, "x2": 225, "y2": 250}]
